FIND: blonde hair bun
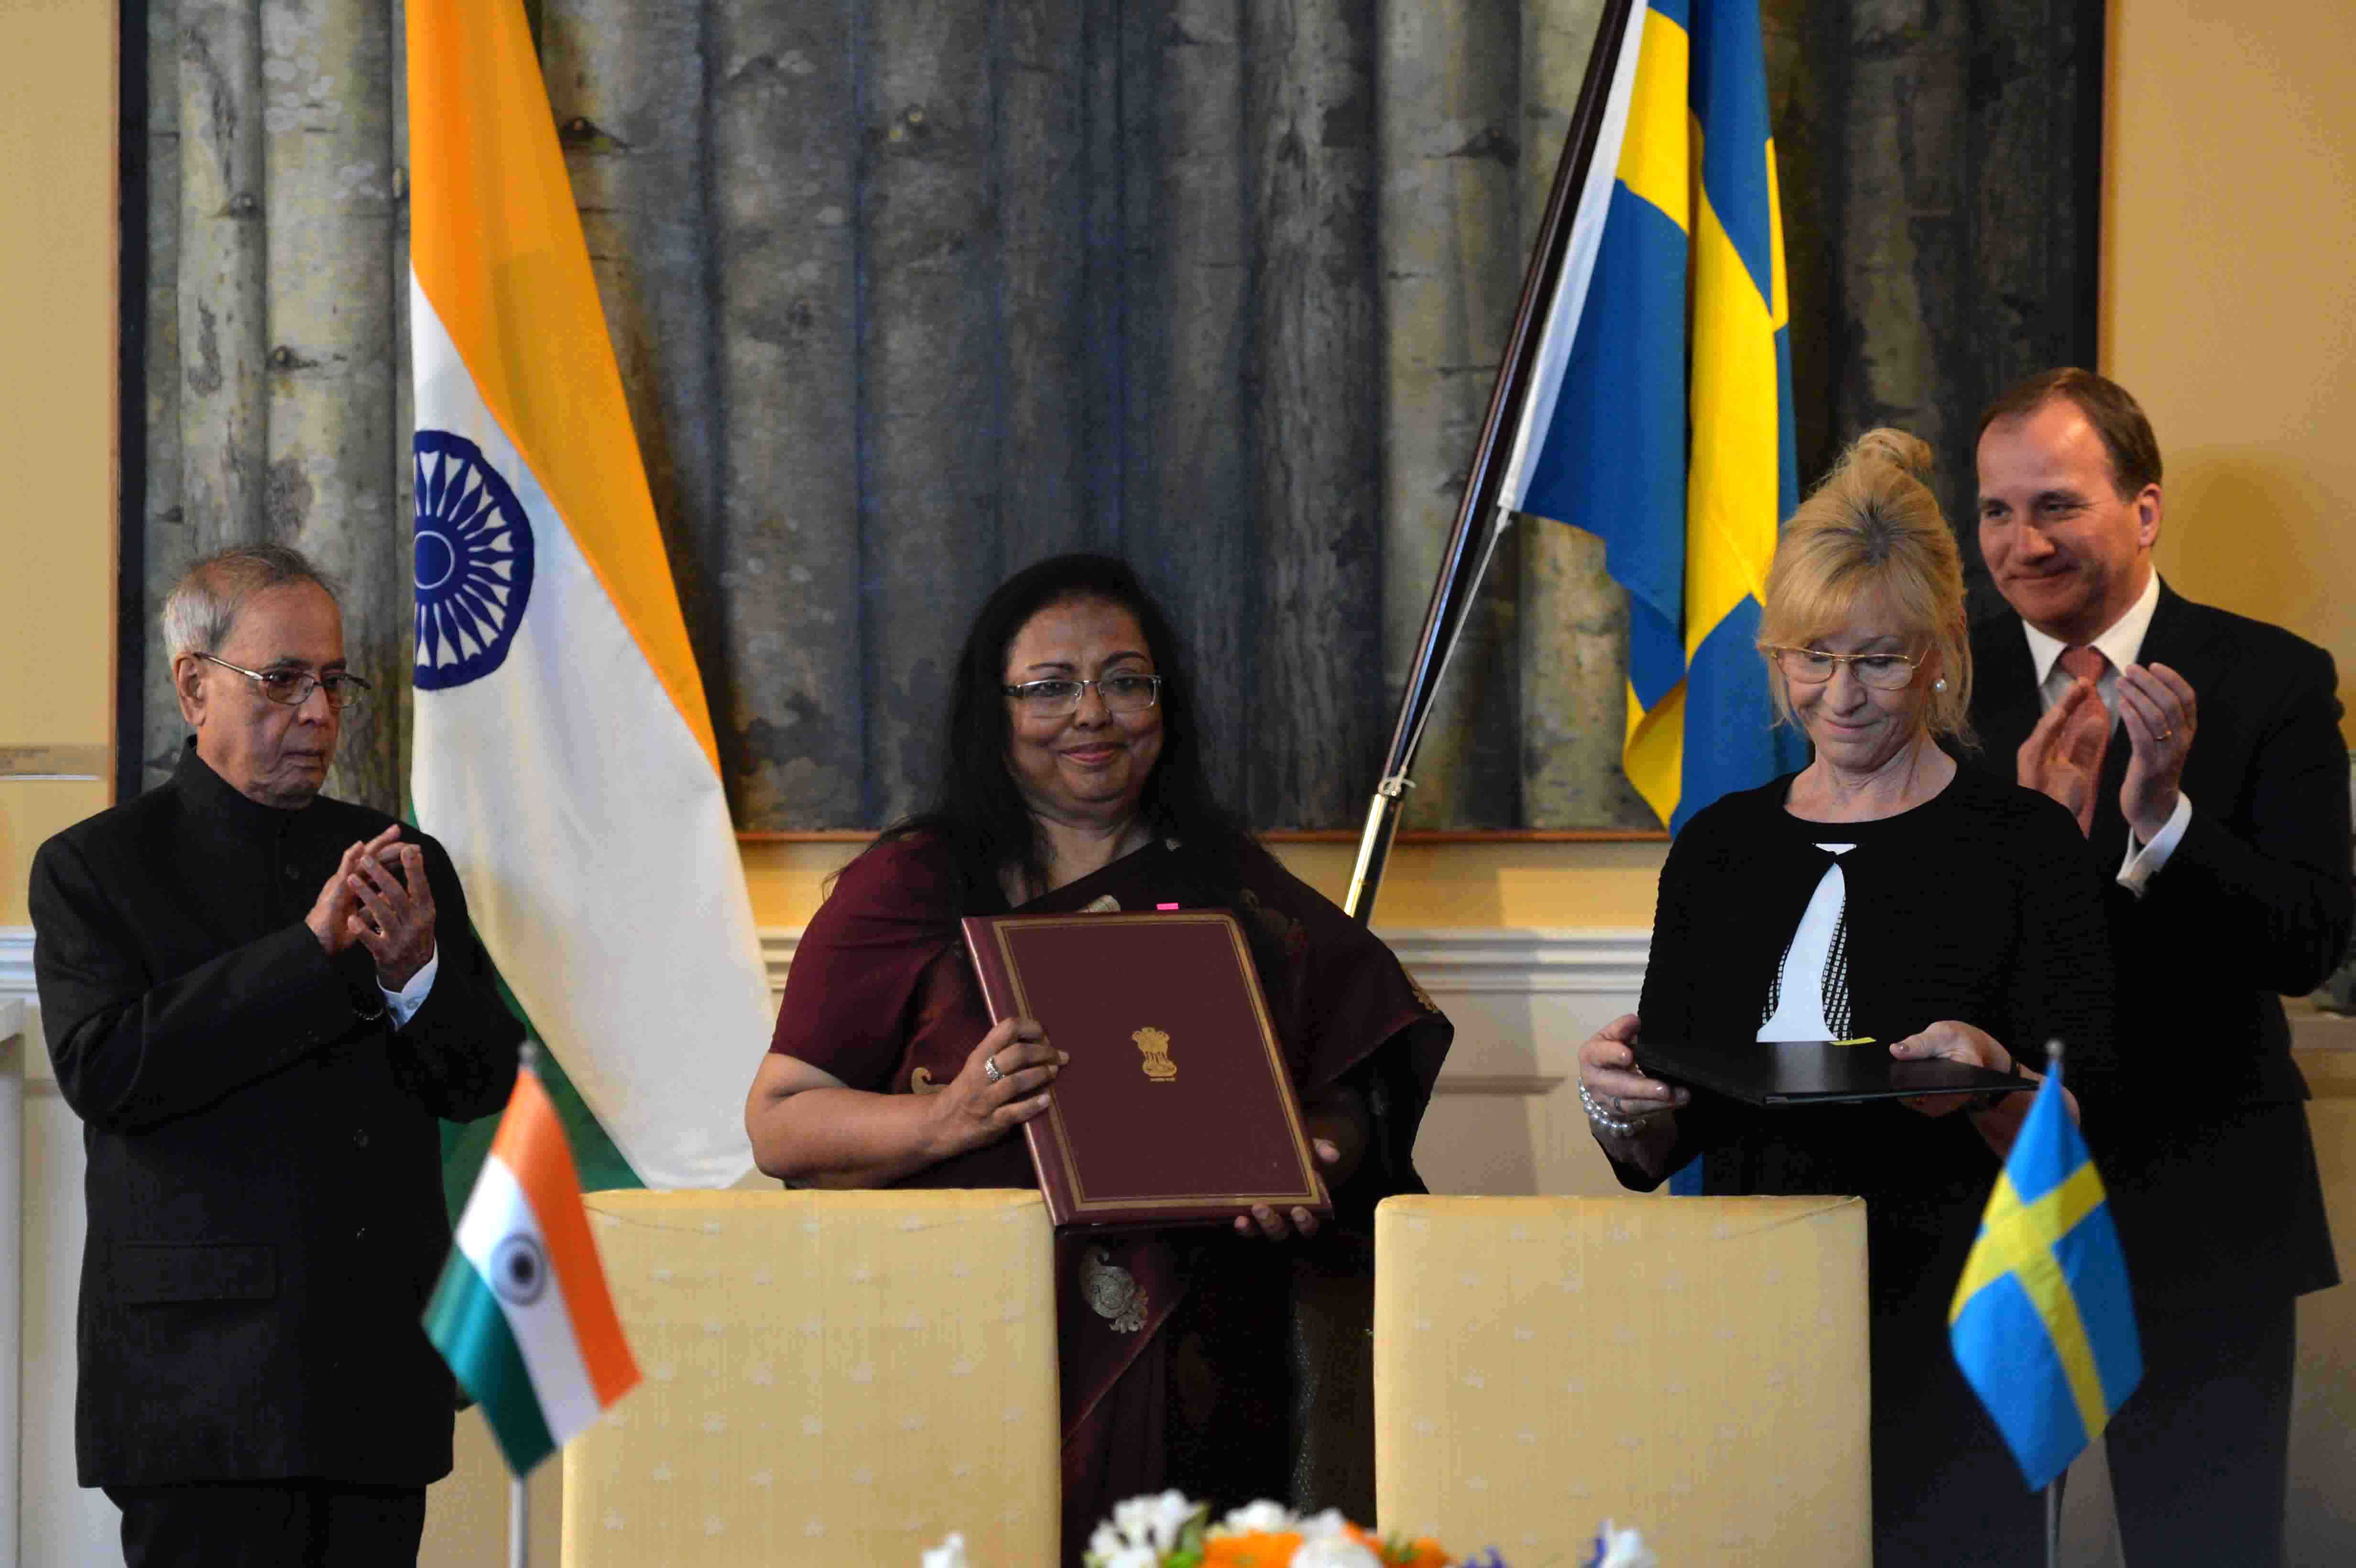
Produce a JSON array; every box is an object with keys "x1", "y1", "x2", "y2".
[
  {"x1": 1757, "y1": 424, "x2": 1976, "y2": 749},
  {"x1": 1845, "y1": 427, "x2": 1936, "y2": 484}
]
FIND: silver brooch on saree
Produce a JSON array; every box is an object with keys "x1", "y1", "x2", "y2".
[{"x1": 1080, "y1": 1245, "x2": 1145, "y2": 1333}]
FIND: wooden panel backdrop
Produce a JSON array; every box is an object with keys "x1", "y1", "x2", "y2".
[{"x1": 127, "y1": 0, "x2": 2101, "y2": 830}]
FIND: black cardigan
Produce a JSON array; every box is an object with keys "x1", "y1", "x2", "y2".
[{"x1": 1622, "y1": 764, "x2": 2115, "y2": 1309}]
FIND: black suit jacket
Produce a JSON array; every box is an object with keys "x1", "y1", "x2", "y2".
[
  {"x1": 1966, "y1": 584, "x2": 2348, "y2": 1309},
  {"x1": 29, "y1": 742, "x2": 522, "y2": 1488}
]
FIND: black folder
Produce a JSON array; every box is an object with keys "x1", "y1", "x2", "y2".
[{"x1": 1630, "y1": 1038, "x2": 2035, "y2": 1107}]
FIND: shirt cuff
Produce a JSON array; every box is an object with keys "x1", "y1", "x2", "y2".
[
  {"x1": 2117, "y1": 793, "x2": 2194, "y2": 896},
  {"x1": 379, "y1": 946, "x2": 440, "y2": 1027}
]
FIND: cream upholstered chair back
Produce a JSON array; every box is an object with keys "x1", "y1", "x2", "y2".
[
  {"x1": 1374, "y1": 1195, "x2": 1869, "y2": 1566},
  {"x1": 562, "y1": 1189, "x2": 1059, "y2": 1567}
]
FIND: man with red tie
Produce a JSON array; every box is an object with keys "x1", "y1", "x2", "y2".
[{"x1": 1967, "y1": 368, "x2": 2349, "y2": 1566}]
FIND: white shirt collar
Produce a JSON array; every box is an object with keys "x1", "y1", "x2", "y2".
[{"x1": 2020, "y1": 567, "x2": 2162, "y2": 688}]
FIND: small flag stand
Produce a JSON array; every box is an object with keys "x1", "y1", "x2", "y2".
[
  {"x1": 1948, "y1": 1039, "x2": 2143, "y2": 1568},
  {"x1": 510, "y1": 1472, "x2": 531, "y2": 1568},
  {"x1": 427, "y1": 1039, "x2": 641, "y2": 1568}
]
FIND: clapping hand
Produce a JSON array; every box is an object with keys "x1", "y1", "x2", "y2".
[
  {"x1": 305, "y1": 827, "x2": 439, "y2": 989},
  {"x1": 2017, "y1": 676, "x2": 2109, "y2": 835},
  {"x1": 349, "y1": 833, "x2": 439, "y2": 990},
  {"x1": 2018, "y1": 662, "x2": 2197, "y2": 842},
  {"x1": 2116, "y1": 661, "x2": 2196, "y2": 842}
]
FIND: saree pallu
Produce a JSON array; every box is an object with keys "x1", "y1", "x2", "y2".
[{"x1": 770, "y1": 833, "x2": 1450, "y2": 1560}]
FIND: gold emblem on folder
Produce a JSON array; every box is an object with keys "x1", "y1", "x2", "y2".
[{"x1": 1133, "y1": 1026, "x2": 1178, "y2": 1082}]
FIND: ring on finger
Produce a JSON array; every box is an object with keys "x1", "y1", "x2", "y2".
[{"x1": 982, "y1": 1053, "x2": 1004, "y2": 1085}]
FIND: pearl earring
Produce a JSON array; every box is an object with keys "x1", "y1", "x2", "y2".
[{"x1": 1932, "y1": 677, "x2": 1949, "y2": 692}]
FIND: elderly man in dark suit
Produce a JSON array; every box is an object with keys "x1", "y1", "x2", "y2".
[
  {"x1": 30, "y1": 543, "x2": 520, "y2": 1566},
  {"x1": 1967, "y1": 369, "x2": 2349, "y2": 1567}
]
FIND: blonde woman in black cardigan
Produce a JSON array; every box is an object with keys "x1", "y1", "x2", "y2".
[{"x1": 1577, "y1": 430, "x2": 2114, "y2": 1565}]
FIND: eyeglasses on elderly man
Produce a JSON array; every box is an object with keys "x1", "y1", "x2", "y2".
[{"x1": 193, "y1": 652, "x2": 373, "y2": 710}]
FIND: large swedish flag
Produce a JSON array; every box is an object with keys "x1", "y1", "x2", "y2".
[
  {"x1": 1949, "y1": 1060, "x2": 2143, "y2": 1491},
  {"x1": 1500, "y1": 0, "x2": 1806, "y2": 830}
]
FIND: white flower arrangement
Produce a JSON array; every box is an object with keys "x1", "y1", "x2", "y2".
[
  {"x1": 1590, "y1": 1522, "x2": 1657, "y2": 1568},
  {"x1": 922, "y1": 1493, "x2": 1657, "y2": 1568},
  {"x1": 1088, "y1": 1491, "x2": 1206, "y2": 1568}
]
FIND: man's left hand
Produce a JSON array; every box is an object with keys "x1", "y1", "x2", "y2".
[
  {"x1": 349, "y1": 841, "x2": 438, "y2": 991},
  {"x1": 2117, "y1": 660, "x2": 2197, "y2": 842}
]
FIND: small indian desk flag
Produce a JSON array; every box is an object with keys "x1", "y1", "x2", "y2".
[
  {"x1": 426, "y1": 1051, "x2": 640, "y2": 1475},
  {"x1": 1949, "y1": 1046, "x2": 2141, "y2": 1491}
]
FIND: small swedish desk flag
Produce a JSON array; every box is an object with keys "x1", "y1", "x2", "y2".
[{"x1": 1949, "y1": 1053, "x2": 2143, "y2": 1490}]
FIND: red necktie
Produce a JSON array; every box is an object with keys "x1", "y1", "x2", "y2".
[{"x1": 2057, "y1": 644, "x2": 2113, "y2": 834}]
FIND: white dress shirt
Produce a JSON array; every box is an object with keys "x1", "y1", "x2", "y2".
[
  {"x1": 2018, "y1": 568, "x2": 2192, "y2": 894},
  {"x1": 379, "y1": 947, "x2": 439, "y2": 1026}
]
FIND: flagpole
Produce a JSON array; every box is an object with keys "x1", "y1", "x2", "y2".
[
  {"x1": 2044, "y1": 1035, "x2": 2063, "y2": 1568},
  {"x1": 510, "y1": 1033, "x2": 537, "y2": 1568},
  {"x1": 1342, "y1": 0, "x2": 1640, "y2": 924}
]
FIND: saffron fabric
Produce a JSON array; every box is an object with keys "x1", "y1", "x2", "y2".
[{"x1": 406, "y1": 0, "x2": 772, "y2": 1193}]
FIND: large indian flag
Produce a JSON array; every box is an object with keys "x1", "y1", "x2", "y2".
[
  {"x1": 404, "y1": 0, "x2": 771, "y2": 1190},
  {"x1": 426, "y1": 1060, "x2": 640, "y2": 1473}
]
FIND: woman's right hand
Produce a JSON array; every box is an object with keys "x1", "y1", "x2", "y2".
[
  {"x1": 925, "y1": 1017, "x2": 1067, "y2": 1161},
  {"x1": 1577, "y1": 1013, "x2": 1688, "y2": 1132}
]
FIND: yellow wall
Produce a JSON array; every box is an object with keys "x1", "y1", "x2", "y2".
[
  {"x1": 2104, "y1": 0, "x2": 2356, "y2": 739},
  {"x1": 2105, "y1": 10, "x2": 2356, "y2": 1552},
  {"x1": 0, "y1": 0, "x2": 117, "y2": 926},
  {"x1": 740, "y1": 837, "x2": 1666, "y2": 929}
]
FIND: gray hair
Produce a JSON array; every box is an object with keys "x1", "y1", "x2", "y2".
[{"x1": 162, "y1": 543, "x2": 342, "y2": 661}]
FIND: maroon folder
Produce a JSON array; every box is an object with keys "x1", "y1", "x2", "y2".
[{"x1": 961, "y1": 909, "x2": 1330, "y2": 1230}]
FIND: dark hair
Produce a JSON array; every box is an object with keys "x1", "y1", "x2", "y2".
[
  {"x1": 1977, "y1": 368, "x2": 2163, "y2": 500},
  {"x1": 875, "y1": 553, "x2": 1252, "y2": 899}
]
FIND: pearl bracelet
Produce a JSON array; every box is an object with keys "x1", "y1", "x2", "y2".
[{"x1": 1580, "y1": 1081, "x2": 1662, "y2": 1136}]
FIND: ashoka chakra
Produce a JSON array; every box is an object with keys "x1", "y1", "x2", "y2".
[{"x1": 413, "y1": 430, "x2": 535, "y2": 690}]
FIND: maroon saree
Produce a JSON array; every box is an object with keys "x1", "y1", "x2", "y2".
[{"x1": 768, "y1": 833, "x2": 1449, "y2": 1558}]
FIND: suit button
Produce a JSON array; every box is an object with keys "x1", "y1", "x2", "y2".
[
  {"x1": 353, "y1": 1129, "x2": 371, "y2": 1149},
  {"x1": 284, "y1": 863, "x2": 304, "y2": 881}
]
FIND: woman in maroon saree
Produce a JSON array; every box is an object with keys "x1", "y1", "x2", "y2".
[{"x1": 747, "y1": 555, "x2": 1450, "y2": 1561}]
